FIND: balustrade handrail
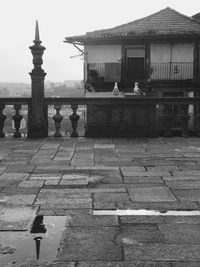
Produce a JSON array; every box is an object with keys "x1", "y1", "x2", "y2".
[
  {"x1": 0, "y1": 97, "x2": 31, "y2": 105},
  {"x1": 45, "y1": 96, "x2": 200, "y2": 106},
  {"x1": 1, "y1": 95, "x2": 200, "y2": 138}
]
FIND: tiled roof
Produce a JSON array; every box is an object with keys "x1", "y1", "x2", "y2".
[
  {"x1": 193, "y1": 12, "x2": 200, "y2": 21},
  {"x1": 65, "y1": 7, "x2": 200, "y2": 44}
]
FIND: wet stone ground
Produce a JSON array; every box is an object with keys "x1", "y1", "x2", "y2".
[{"x1": 1, "y1": 137, "x2": 200, "y2": 266}]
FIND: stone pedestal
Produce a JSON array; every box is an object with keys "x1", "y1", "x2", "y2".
[{"x1": 85, "y1": 102, "x2": 157, "y2": 137}]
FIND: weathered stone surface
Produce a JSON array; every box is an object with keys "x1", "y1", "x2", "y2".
[
  {"x1": 121, "y1": 166, "x2": 146, "y2": 173},
  {"x1": 129, "y1": 187, "x2": 177, "y2": 202},
  {"x1": 38, "y1": 208, "x2": 92, "y2": 216},
  {"x1": 124, "y1": 244, "x2": 200, "y2": 261},
  {"x1": 35, "y1": 196, "x2": 92, "y2": 208},
  {"x1": 166, "y1": 181, "x2": 200, "y2": 189},
  {"x1": 77, "y1": 262, "x2": 171, "y2": 267},
  {"x1": 159, "y1": 224, "x2": 200, "y2": 244},
  {"x1": 0, "y1": 244, "x2": 16, "y2": 255},
  {"x1": 1, "y1": 187, "x2": 40, "y2": 195},
  {"x1": 75, "y1": 166, "x2": 119, "y2": 171},
  {"x1": 60, "y1": 173, "x2": 89, "y2": 186},
  {"x1": 17, "y1": 263, "x2": 75, "y2": 267},
  {"x1": 44, "y1": 179, "x2": 60, "y2": 185},
  {"x1": 89, "y1": 174, "x2": 123, "y2": 185},
  {"x1": 18, "y1": 180, "x2": 44, "y2": 187},
  {"x1": 96, "y1": 160, "x2": 134, "y2": 167},
  {"x1": 163, "y1": 176, "x2": 200, "y2": 181},
  {"x1": 122, "y1": 171, "x2": 171, "y2": 177},
  {"x1": 0, "y1": 194, "x2": 36, "y2": 205},
  {"x1": 65, "y1": 215, "x2": 118, "y2": 227},
  {"x1": 34, "y1": 166, "x2": 74, "y2": 174},
  {"x1": 171, "y1": 262, "x2": 200, "y2": 267},
  {"x1": 120, "y1": 215, "x2": 200, "y2": 225},
  {"x1": 116, "y1": 201, "x2": 199, "y2": 211},
  {"x1": 0, "y1": 173, "x2": 29, "y2": 187},
  {"x1": 5, "y1": 164, "x2": 35, "y2": 173},
  {"x1": 58, "y1": 227, "x2": 122, "y2": 261},
  {"x1": 172, "y1": 170, "x2": 200, "y2": 176},
  {"x1": 124, "y1": 177, "x2": 164, "y2": 186},
  {"x1": 0, "y1": 206, "x2": 38, "y2": 230},
  {"x1": 30, "y1": 174, "x2": 62, "y2": 180},
  {"x1": 120, "y1": 224, "x2": 164, "y2": 244},
  {"x1": 71, "y1": 158, "x2": 94, "y2": 166},
  {"x1": 172, "y1": 190, "x2": 200, "y2": 201},
  {"x1": 94, "y1": 193, "x2": 130, "y2": 209}
]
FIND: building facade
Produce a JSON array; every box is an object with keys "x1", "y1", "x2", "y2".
[{"x1": 65, "y1": 7, "x2": 200, "y2": 137}]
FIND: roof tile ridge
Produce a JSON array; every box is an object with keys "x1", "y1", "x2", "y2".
[
  {"x1": 85, "y1": 7, "x2": 172, "y2": 35},
  {"x1": 169, "y1": 7, "x2": 200, "y2": 25}
]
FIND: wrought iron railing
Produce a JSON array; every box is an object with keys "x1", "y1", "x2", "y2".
[
  {"x1": 150, "y1": 62, "x2": 193, "y2": 80},
  {"x1": 87, "y1": 63, "x2": 105, "y2": 82},
  {"x1": 87, "y1": 62, "x2": 194, "y2": 82}
]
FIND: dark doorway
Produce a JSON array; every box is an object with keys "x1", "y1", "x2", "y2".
[{"x1": 126, "y1": 47, "x2": 145, "y2": 81}]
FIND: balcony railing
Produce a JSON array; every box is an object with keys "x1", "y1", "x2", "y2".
[
  {"x1": 150, "y1": 62, "x2": 193, "y2": 80},
  {"x1": 87, "y1": 62, "x2": 194, "y2": 82},
  {"x1": 1, "y1": 96, "x2": 200, "y2": 138}
]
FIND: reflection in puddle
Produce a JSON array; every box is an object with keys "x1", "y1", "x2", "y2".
[
  {"x1": 0, "y1": 216, "x2": 66, "y2": 266},
  {"x1": 93, "y1": 209, "x2": 200, "y2": 216}
]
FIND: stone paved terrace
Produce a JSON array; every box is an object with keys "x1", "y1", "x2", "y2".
[{"x1": 1, "y1": 137, "x2": 200, "y2": 266}]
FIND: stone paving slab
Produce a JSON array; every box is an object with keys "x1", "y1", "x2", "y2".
[
  {"x1": 76, "y1": 262, "x2": 172, "y2": 267},
  {"x1": 159, "y1": 223, "x2": 200, "y2": 244},
  {"x1": 129, "y1": 187, "x2": 177, "y2": 202},
  {"x1": 37, "y1": 208, "x2": 92, "y2": 216},
  {"x1": 116, "y1": 201, "x2": 199, "y2": 211},
  {"x1": 172, "y1": 189, "x2": 200, "y2": 202},
  {"x1": 121, "y1": 224, "x2": 164, "y2": 244},
  {"x1": 65, "y1": 215, "x2": 119, "y2": 227},
  {"x1": 0, "y1": 205, "x2": 38, "y2": 230},
  {"x1": 0, "y1": 194, "x2": 36, "y2": 205},
  {"x1": 166, "y1": 181, "x2": 200, "y2": 189},
  {"x1": 58, "y1": 227, "x2": 122, "y2": 261},
  {"x1": 1, "y1": 187, "x2": 40, "y2": 195},
  {"x1": 1, "y1": 137, "x2": 200, "y2": 265},
  {"x1": 124, "y1": 244, "x2": 200, "y2": 261},
  {"x1": 120, "y1": 215, "x2": 200, "y2": 224}
]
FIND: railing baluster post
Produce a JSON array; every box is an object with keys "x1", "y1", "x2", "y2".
[
  {"x1": 70, "y1": 104, "x2": 80, "y2": 137},
  {"x1": 53, "y1": 105, "x2": 63, "y2": 137},
  {"x1": 0, "y1": 104, "x2": 6, "y2": 138},
  {"x1": 28, "y1": 21, "x2": 48, "y2": 138},
  {"x1": 12, "y1": 105, "x2": 23, "y2": 138}
]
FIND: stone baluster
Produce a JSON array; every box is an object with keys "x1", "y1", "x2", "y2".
[
  {"x1": 52, "y1": 105, "x2": 63, "y2": 137},
  {"x1": 0, "y1": 105, "x2": 6, "y2": 138},
  {"x1": 12, "y1": 105, "x2": 23, "y2": 138},
  {"x1": 69, "y1": 104, "x2": 80, "y2": 137}
]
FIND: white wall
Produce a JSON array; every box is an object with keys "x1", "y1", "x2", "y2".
[
  {"x1": 150, "y1": 43, "x2": 194, "y2": 62},
  {"x1": 85, "y1": 45, "x2": 122, "y2": 63},
  {"x1": 150, "y1": 43, "x2": 194, "y2": 80}
]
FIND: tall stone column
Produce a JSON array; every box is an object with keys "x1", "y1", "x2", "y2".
[{"x1": 27, "y1": 21, "x2": 48, "y2": 138}]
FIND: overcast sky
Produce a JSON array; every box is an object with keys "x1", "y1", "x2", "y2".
[{"x1": 1, "y1": 0, "x2": 200, "y2": 83}]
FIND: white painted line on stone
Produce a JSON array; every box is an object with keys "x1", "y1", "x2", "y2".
[{"x1": 93, "y1": 209, "x2": 200, "y2": 216}]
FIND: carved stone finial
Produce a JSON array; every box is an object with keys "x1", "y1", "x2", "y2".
[
  {"x1": 29, "y1": 20, "x2": 46, "y2": 74},
  {"x1": 34, "y1": 20, "x2": 41, "y2": 44}
]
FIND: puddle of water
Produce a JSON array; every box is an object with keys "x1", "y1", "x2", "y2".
[
  {"x1": 93, "y1": 209, "x2": 200, "y2": 216},
  {"x1": 0, "y1": 216, "x2": 66, "y2": 266}
]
